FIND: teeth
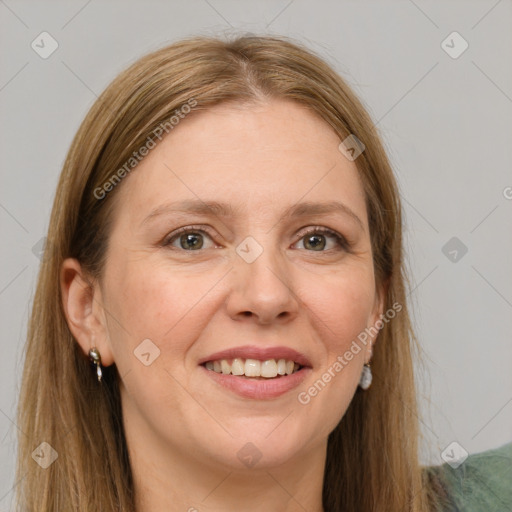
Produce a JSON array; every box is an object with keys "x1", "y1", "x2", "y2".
[
  {"x1": 244, "y1": 359, "x2": 260, "y2": 377},
  {"x1": 231, "y1": 358, "x2": 244, "y2": 376},
  {"x1": 220, "y1": 360, "x2": 231, "y2": 375},
  {"x1": 204, "y1": 357, "x2": 302, "y2": 378},
  {"x1": 260, "y1": 359, "x2": 278, "y2": 378}
]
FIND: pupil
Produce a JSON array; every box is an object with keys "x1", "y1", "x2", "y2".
[
  {"x1": 181, "y1": 233, "x2": 203, "y2": 250},
  {"x1": 306, "y1": 234, "x2": 325, "y2": 251}
]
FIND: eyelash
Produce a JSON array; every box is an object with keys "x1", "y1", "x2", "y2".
[{"x1": 162, "y1": 225, "x2": 350, "y2": 253}]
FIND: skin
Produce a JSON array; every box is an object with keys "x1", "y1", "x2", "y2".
[{"x1": 61, "y1": 99, "x2": 385, "y2": 512}]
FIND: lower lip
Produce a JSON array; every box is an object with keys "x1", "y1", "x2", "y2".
[{"x1": 200, "y1": 365, "x2": 311, "y2": 400}]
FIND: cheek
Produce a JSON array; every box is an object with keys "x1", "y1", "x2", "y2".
[
  {"x1": 305, "y1": 265, "x2": 377, "y2": 351},
  {"x1": 294, "y1": 268, "x2": 375, "y2": 439},
  {"x1": 104, "y1": 256, "x2": 223, "y2": 363},
  {"x1": 102, "y1": 258, "x2": 225, "y2": 421},
  {"x1": 105, "y1": 251, "x2": 377, "y2": 363}
]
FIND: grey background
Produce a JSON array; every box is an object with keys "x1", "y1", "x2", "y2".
[{"x1": 1, "y1": 0, "x2": 511, "y2": 507}]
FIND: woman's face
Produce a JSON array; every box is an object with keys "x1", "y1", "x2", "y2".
[{"x1": 95, "y1": 99, "x2": 383, "y2": 471}]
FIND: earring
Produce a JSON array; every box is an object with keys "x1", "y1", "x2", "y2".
[
  {"x1": 88, "y1": 347, "x2": 103, "y2": 382},
  {"x1": 358, "y1": 362, "x2": 372, "y2": 390}
]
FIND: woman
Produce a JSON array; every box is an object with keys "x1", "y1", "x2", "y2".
[{"x1": 15, "y1": 34, "x2": 510, "y2": 511}]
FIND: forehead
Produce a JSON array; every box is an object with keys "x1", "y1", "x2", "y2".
[{"x1": 111, "y1": 99, "x2": 368, "y2": 228}]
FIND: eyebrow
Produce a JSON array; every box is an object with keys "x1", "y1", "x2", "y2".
[{"x1": 141, "y1": 199, "x2": 364, "y2": 229}]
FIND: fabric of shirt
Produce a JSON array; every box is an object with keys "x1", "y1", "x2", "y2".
[{"x1": 423, "y1": 441, "x2": 512, "y2": 511}]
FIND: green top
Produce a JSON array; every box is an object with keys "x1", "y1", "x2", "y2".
[{"x1": 423, "y1": 441, "x2": 512, "y2": 511}]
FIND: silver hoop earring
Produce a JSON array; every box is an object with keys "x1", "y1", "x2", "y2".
[
  {"x1": 358, "y1": 362, "x2": 372, "y2": 390},
  {"x1": 88, "y1": 347, "x2": 103, "y2": 382}
]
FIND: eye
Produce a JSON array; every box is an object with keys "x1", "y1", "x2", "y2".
[
  {"x1": 162, "y1": 225, "x2": 349, "y2": 253},
  {"x1": 163, "y1": 226, "x2": 216, "y2": 251},
  {"x1": 293, "y1": 227, "x2": 349, "y2": 252}
]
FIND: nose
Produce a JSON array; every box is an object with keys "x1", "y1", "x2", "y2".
[{"x1": 225, "y1": 242, "x2": 300, "y2": 325}]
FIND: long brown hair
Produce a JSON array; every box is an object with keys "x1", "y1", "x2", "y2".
[{"x1": 16, "y1": 33, "x2": 447, "y2": 511}]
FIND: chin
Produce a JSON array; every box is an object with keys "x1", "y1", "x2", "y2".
[{"x1": 199, "y1": 430, "x2": 309, "y2": 471}]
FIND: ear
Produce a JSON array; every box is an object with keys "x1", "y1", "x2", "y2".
[
  {"x1": 60, "y1": 258, "x2": 115, "y2": 366},
  {"x1": 366, "y1": 278, "x2": 389, "y2": 363}
]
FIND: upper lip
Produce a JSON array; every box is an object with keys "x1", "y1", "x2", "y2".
[{"x1": 198, "y1": 345, "x2": 312, "y2": 368}]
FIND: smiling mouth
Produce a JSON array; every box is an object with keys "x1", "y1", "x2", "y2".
[{"x1": 201, "y1": 358, "x2": 303, "y2": 379}]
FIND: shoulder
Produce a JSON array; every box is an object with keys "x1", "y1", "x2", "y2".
[{"x1": 423, "y1": 441, "x2": 512, "y2": 511}]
